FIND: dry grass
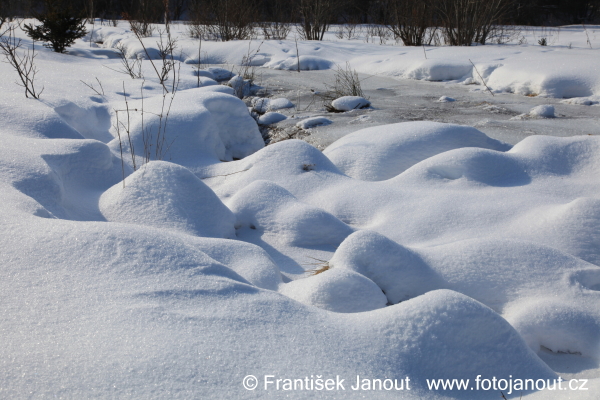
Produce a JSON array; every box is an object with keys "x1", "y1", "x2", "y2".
[
  {"x1": 305, "y1": 256, "x2": 331, "y2": 276},
  {"x1": 318, "y1": 62, "x2": 367, "y2": 112}
]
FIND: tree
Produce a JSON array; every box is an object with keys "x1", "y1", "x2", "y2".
[{"x1": 23, "y1": 0, "x2": 87, "y2": 53}]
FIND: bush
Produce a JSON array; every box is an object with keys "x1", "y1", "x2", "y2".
[{"x1": 23, "y1": 1, "x2": 87, "y2": 53}]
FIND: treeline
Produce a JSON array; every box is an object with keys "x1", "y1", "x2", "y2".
[{"x1": 2, "y1": 0, "x2": 599, "y2": 30}]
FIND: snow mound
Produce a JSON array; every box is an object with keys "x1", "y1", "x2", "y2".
[
  {"x1": 258, "y1": 112, "x2": 286, "y2": 125},
  {"x1": 330, "y1": 230, "x2": 446, "y2": 304},
  {"x1": 280, "y1": 268, "x2": 387, "y2": 313},
  {"x1": 206, "y1": 67, "x2": 234, "y2": 81},
  {"x1": 331, "y1": 96, "x2": 371, "y2": 111},
  {"x1": 508, "y1": 300, "x2": 600, "y2": 358},
  {"x1": 99, "y1": 161, "x2": 236, "y2": 238},
  {"x1": 193, "y1": 238, "x2": 282, "y2": 290},
  {"x1": 324, "y1": 121, "x2": 511, "y2": 181},
  {"x1": 252, "y1": 97, "x2": 294, "y2": 113},
  {"x1": 297, "y1": 116, "x2": 333, "y2": 129},
  {"x1": 107, "y1": 90, "x2": 264, "y2": 169},
  {"x1": 404, "y1": 60, "x2": 472, "y2": 81},
  {"x1": 227, "y1": 75, "x2": 257, "y2": 98},
  {"x1": 530, "y1": 104, "x2": 556, "y2": 118},
  {"x1": 268, "y1": 55, "x2": 334, "y2": 71},
  {"x1": 197, "y1": 77, "x2": 218, "y2": 87},
  {"x1": 228, "y1": 180, "x2": 353, "y2": 246},
  {"x1": 437, "y1": 96, "x2": 456, "y2": 102}
]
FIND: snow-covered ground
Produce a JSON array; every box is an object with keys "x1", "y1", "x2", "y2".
[{"x1": 1, "y1": 20, "x2": 599, "y2": 399}]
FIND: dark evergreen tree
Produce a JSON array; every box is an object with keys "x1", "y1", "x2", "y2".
[{"x1": 23, "y1": 0, "x2": 87, "y2": 53}]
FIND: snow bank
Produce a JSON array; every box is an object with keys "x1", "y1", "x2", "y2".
[
  {"x1": 331, "y1": 96, "x2": 371, "y2": 111},
  {"x1": 99, "y1": 161, "x2": 236, "y2": 239},
  {"x1": 324, "y1": 121, "x2": 511, "y2": 181},
  {"x1": 280, "y1": 268, "x2": 387, "y2": 313}
]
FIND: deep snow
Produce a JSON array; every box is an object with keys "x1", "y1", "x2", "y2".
[{"x1": 0, "y1": 20, "x2": 599, "y2": 399}]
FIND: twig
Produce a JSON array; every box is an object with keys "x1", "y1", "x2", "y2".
[
  {"x1": 200, "y1": 167, "x2": 251, "y2": 179},
  {"x1": 295, "y1": 36, "x2": 300, "y2": 73},
  {"x1": 469, "y1": 59, "x2": 494, "y2": 96}
]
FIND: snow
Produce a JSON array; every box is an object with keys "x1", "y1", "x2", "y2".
[
  {"x1": 530, "y1": 104, "x2": 556, "y2": 118},
  {"x1": 99, "y1": 161, "x2": 236, "y2": 239},
  {"x1": 297, "y1": 116, "x2": 333, "y2": 129},
  {"x1": 267, "y1": 55, "x2": 335, "y2": 71},
  {"x1": 251, "y1": 96, "x2": 294, "y2": 113},
  {"x1": 279, "y1": 268, "x2": 388, "y2": 313},
  {"x1": 324, "y1": 121, "x2": 511, "y2": 181},
  {"x1": 257, "y1": 111, "x2": 287, "y2": 125},
  {"x1": 331, "y1": 96, "x2": 371, "y2": 111},
  {"x1": 2, "y1": 20, "x2": 600, "y2": 399}
]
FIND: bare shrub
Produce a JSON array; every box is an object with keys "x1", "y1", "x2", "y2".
[
  {"x1": 108, "y1": 43, "x2": 143, "y2": 78},
  {"x1": 297, "y1": 0, "x2": 340, "y2": 41},
  {"x1": 259, "y1": 0, "x2": 291, "y2": 40},
  {"x1": 436, "y1": 0, "x2": 515, "y2": 46},
  {"x1": 0, "y1": 25, "x2": 43, "y2": 99},
  {"x1": 318, "y1": 62, "x2": 366, "y2": 111},
  {"x1": 387, "y1": 0, "x2": 436, "y2": 46},
  {"x1": 190, "y1": 0, "x2": 257, "y2": 41},
  {"x1": 128, "y1": 18, "x2": 154, "y2": 37}
]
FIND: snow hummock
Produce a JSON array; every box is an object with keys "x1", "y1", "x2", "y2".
[
  {"x1": 99, "y1": 161, "x2": 236, "y2": 239},
  {"x1": 251, "y1": 97, "x2": 294, "y2": 113},
  {"x1": 331, "y1": 96, "x2": 371, "y2": 111},
  {"x1": 324, "y1": 121, "x2": 511, "y2": 181},
  {"x1": 296, "y1": 116, "x2": 333, "y2": 129},
  {"x1": 258, "y1": 111, "x2": 287, "y2": 125},
  {"x1": 330, "y1": 230, "x2": 446, "y2": 304},
  {"x1": 280, "y1": 268, "x2": 388, "y2": 313},
  {"x1": 530, "y1": 104, "x2": 556, "y2": 118},
  {"x1": 107, "y1": 90, "x2": 264, "y2": 169}
]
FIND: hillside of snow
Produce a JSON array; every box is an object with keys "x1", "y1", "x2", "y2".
[{"x1": 0, "y1": 21, "x2": 599, "y2": 399}]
